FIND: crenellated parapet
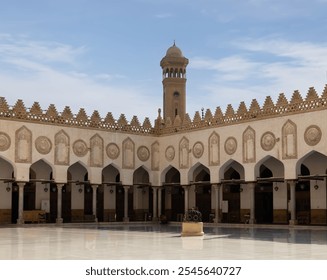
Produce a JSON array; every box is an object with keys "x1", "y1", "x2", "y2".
[
  {"x1": 1, "y1": 85, "x2": 327, "y2": 136},
  {"x1": 156, "y1": 85, "x2": 327, "y2": 135},
  {"x1": 0, "y1": 97, "x2": 154, "y2": 135}
]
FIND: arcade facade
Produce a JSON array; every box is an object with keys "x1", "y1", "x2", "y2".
[{"x1": 0, "y1": 44, "x2": 327, "y2": 225}]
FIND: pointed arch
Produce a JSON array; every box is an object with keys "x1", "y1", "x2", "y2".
[
  {"x1": 161, "y1": 165, "x2": 180, "y2": 184},
  {"x1": 254, "y1": 155, "x2": 284, "y2": 179},
  {"x1": 0, "y1": 155, "x2": 16, "y2": 178},
  {"x1": 102, "y1": 163, "x2": 120, "y2": 183},
  {"x1": 188, "y1": 162, "x2": 210, "y2": 182},
  {"x1": 30, "y1": 159, "x2": 53, "y2": 180},
  {"x1": 296, "y1": 150, "x2": 327, "y2": 175},
  {"x1": 219, "y1": 159, "x2": 245, "y2": 180},
  {"x1": 189, "y1": 163, "x2": 211, "y2": 222},
  {"x1": 133, "y1": 166, "x2": 150, "y2": 185}
]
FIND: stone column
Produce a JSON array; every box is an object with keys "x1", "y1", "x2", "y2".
[
  {"x1": 248, "y1": 182, "x2": 256, "y2": 224},
  {"x1": 92, "y1": 185, "x2": 99, "y2": 222},
  {"x1": 183, "y1": 185, "x2": 190, "y2": 214},
  {"x1": 213, "y1": 184, "x2": 221, "y2": 223},
  {"x1": 289, "y1": 180, "x2": 297, "y2": 225},
  {"x1": 123, "y1": 186, "x2": 130, "y2": 222},
  {"x1": 152, "y1": 186, "x2": 158, "y2": 221},
  {"x1": 17, "y1": 182, "x2": 26, "y2": 224},
  {"x1": 56, "y1": 184, "x2": 65, "y2": 224},
  {"x1": 158, "y1": 187, "x2": 163, "y2": 218}
]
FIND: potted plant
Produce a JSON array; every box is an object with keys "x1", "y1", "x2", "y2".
[{"x1": 181, "y1": 209, "x2": 204, "y2": 237}]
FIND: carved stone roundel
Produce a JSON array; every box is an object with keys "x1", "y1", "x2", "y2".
[
  {"x1": 106, "y1": 143, "x2": 120, "y2": 159},
  {"x1": 35, "y1": 136, "x2": 52, "y2": 154},
  {"x1": 0, "y1": 132, "x2": 11, "y2": 151},
  {"x1": 224, "y1": 137, "x2": 237, "y2": 155},
  {"x1": 73, "y1": 139, "x2": 88, "y2": 157},
  {"x1": 261, "y1": 132, "x2": 276, "y2": 151},
  {"x1": 193, "y1": 141, "x2": 204, "y2": 158},
  {"x1": 304, "y1": 125, "x2": 322, "y2": 146},
  {"x1": 165, "y1": 146, "x2": 175, "y2": 161},
  {"x1": 137, "y1": 146, "x2": 150, "y2": 161}
]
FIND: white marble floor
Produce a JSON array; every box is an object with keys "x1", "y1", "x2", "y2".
[{"x1": 0, "y1": 223, "x2": 327, "y2": 260}]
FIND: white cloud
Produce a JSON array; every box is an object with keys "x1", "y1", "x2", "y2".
[
  {"x1": 0, "y1": 34, "x2": 85, "y2": 64},
  {"x1": 187, "y1": 38, "x2": 327, "y2": 114},
  {"x1": 191, "y1": 55, "x2": 262, "y2": 81},
  {"x1": 0, "y1": 34, "x2": 159, "y2": 122}
]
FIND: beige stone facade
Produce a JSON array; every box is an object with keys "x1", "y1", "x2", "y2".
[{"x1": 1, "y1": 44, "x2": 327, "y2": 225}]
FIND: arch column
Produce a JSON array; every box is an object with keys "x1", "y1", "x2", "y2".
[
  {"x1": 288, "y1": 180, "x2": 297, "y2": 225},
  {"x1": 158, "y1": 187, "x2": 163, "y2": 218},
  {"x1": 213, "y1": 183, "x2": 221, "y2": 223},
  {"x1": 17, "y1": 182, "x2": 26, "y2": 224},
  {"x1": 123, "y1": 186, "x2": 130, "y2": 222},
  {"x1": 152, "y1": 186, "x2": 158, "y2": 221},
  {"x1": 92, "y1": 185, "x2": 99, "y2": 222},
  {"x1": 248, "y1": 182, "x2": 256, "y2": 224},
  {"x1": 56, "y1": 184, "x2": 65, "y2": 224},
  {"x1": 182, "y1": 185, "x2": 190, "y2": 214}
]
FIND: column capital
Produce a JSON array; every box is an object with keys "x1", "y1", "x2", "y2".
[
  {"x1": 285, "y1": 179, "x2": 297, "y2": 184},
  {"x1": 212, "y1": 183, "x2": 221, "y2": 189},
  {"x1": 182, "y1": 185, "x2": 191, "y2": 190},
  {"x1": 16, "y1": 181, "x2": 27, "y2": 187}
]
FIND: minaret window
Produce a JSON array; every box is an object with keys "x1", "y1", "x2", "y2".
[{"x1": 174, "y1": 91, "x2": 180, "y2": 98}]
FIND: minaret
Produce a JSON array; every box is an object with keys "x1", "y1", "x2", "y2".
[{"x1": 160, "y1": 43, "x2": 189, "y2": 122}]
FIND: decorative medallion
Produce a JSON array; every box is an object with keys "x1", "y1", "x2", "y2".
[
  {"x1": 261, "y1": 132, "x2": 276, "y2": 151},
  {"x1": 73, "y1": 139, "x2": 88, "y2": 157},
  {"x1": 0, "y1": 132, "x2": 11, "y2": 151},
  {"x1": 193, "y1": 141, "x2": 204, "y2": 158},
  {"x1": 165, "y1": 146, "x2": 175, "y2": 161},
  {"x1": 304, "y1": 125, "x2": 322, "y2": 146},
  {"x1": 106, "y1": 143, "x2": 120, "y2": 159},
  {"x1": 137, "y1": 146, "x2": 150, "y2": 161},
  {"x1": 224, "y1": 137, "x2": 237, "y2": 155},
  {"x1": 35, "y1": 136, "x2": 52, "y2": 155}
]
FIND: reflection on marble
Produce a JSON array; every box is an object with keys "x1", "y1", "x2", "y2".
[{"x1": 0, "y1": 223, "x2": 327, "y2": 260}]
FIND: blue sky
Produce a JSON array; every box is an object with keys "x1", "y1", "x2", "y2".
[{"x1": 1, "y1": 0, "x2": 327, "y2": 123}]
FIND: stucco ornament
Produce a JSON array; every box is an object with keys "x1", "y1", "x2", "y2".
[
  {"x1": 304, "y1": 125, "x2": 322, "y2": 146},
  {"x1": 73, "y1": 139, "x2": 88, "y2": 157},
  {"x1": 0, "y1": 132, "x2": 11, "y2": 151},
  {"x1": 261, "y1": 132, "x2": 276, "y2": 151},
  {"x1": 224, "y1": 137, "x2": 237, "y2": 155},
  {"x1": 35, "y1": 136, "x2": 52, "y2": 154},
  {"x1": 193, "y1": 141, "x2": 204, "y2": 158},
  {"x1": 106, "y1": 143, "x2": 120, "y2": 159},
  {"x1": 137, "y1": 146, "x2": 150, "y2": 161},
  {"x1": 165, "y1": 146, "x2": 175, "y2": 161}
]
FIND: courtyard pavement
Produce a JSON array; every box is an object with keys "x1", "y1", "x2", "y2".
[{"x1": 0, "y1": 223, "x2": 327, "y2": 260}]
